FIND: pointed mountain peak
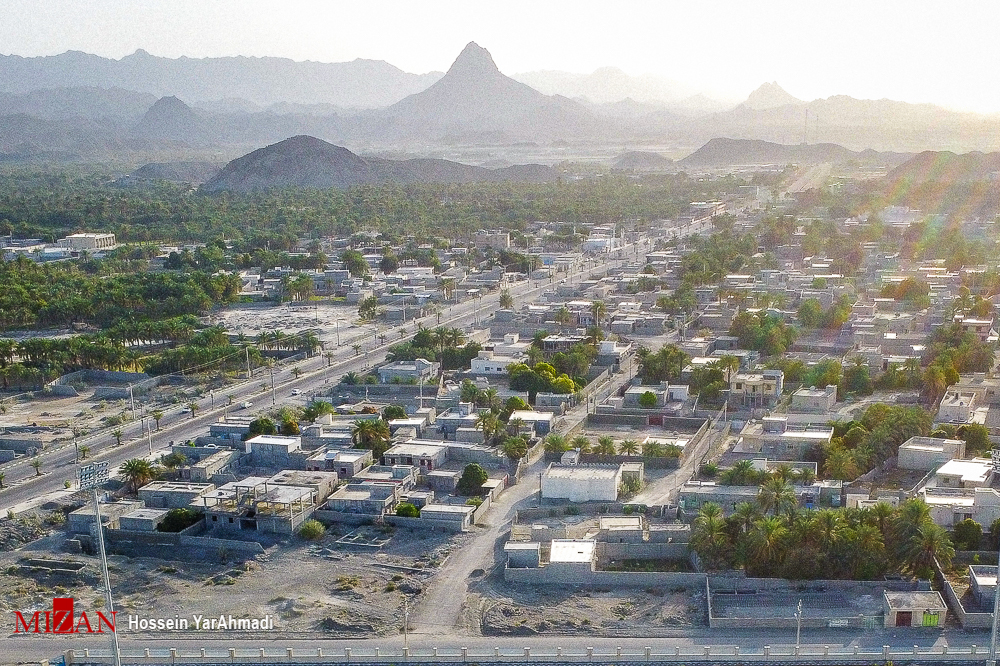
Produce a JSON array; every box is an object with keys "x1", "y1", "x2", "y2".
[
  {"x1": 149, "y1": 95, "x2": 191, "y2": 110},
  {"x1": 446, "y1": 42, "x2": 501, "y2": 78},
  {"x1": 743, "y1": 81, "x2": 803, "y2": 110}
]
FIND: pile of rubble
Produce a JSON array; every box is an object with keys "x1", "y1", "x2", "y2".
[{"x1": 0, "y1": 517, "x2": 49, "y2": 551}]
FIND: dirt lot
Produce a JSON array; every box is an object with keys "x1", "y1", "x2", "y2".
[
  {"x1": 0, "y1": 522, "x2": 470, "y2": 639},
  {"x1": 472, "y1": 580, "x2": 705, "y2": 637}
]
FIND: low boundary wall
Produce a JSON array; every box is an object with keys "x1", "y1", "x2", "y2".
[
  {"x1": 504, "y1": 566, "x2": 706, "y2": 587},
  {"x1": 63, "y1": 643, "x2": 997, "y2": 666}
]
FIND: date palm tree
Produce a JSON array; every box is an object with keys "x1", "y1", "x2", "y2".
[
  {"x1": 618, "y1": 439, "x2": 640, "y2": 456},
  {"x1": 119, "y1": 458, "x2": 156, "y2": 495},
  {"x1": 151, "y1": 409, "x2": 164, "y2": 431},
  {"x1": 351, "y1": 419, "x2": 391, "y2": 459},
  {"x1": 747, "y1": 516, "x2": 789, "y2": 573},
  {"x1": 570, "y1": 435, "x2": 592, "y2": 453},
  {"x1": 757, "y1": 478, "x2": 796, "y2": 516},
  {"x1": 594, "y1": 435, "x2": 616, "y2": 455},
  {"x1": 111, "y1": 429, "x2": 124, "y2": 447}
]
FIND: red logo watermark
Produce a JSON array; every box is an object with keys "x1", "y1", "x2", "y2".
[{"x1": 14, "y1": 598, "x2": 116, "y2": 634}]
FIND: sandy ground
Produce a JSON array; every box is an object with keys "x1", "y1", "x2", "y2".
[
  {"x1": 1, "y1": 523, "x2": 471, "y2": 639},
  {"x1": 473, "y1": 580, "x2": 704, "y2": 637},
  {"x1": 1, "y1": 511, "x2": 708, "y2": 641}
]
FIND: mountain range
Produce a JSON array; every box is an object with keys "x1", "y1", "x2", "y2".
[
  {"x1": 0, "y1": 49, "x2": 441, "y2": 109},
  {"x1": 1, "y1": 43, "x2": 1000, "y2": 160}
]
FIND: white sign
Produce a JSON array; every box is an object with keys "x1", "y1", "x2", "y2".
[{"x1": 78, "y1": 462, "x2": 110, "y2": 489}]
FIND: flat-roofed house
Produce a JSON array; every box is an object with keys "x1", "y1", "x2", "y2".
[{"x1": 883, "y1": 591, "x2": 947, "y2": 627}]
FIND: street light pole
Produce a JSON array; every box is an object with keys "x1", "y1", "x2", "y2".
[
  {"x1": 79, "y1": 463, "x2": 120, "y2": 666},
  {"x1": 795, "y1": 599, "x2": 803, "y2": 650}
]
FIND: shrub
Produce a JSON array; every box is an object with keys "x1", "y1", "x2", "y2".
[
  {"x1": 396, "y1": 503, "x2": 420, "y2": 518},
  {"x1": 298, "y1": 519, "x2": 326, "y2": 541},
  {"x1": 157, "y1": 508, "x2": 203, "y2": 533}
]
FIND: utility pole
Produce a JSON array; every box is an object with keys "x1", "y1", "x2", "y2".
[
  {"x1": 79, "y1": 463, "x2": 120, "y2": 666},
  {"x1": 127, "y1": 384, "x2": 136, "y2": 421},
  {"x1": 268, "y1": 362, "x2": 276, "y2": 406},
  {"x1": 403, "y1": 597, "x2": 408, "y2": 648},
  {"x1": 245, "y1": 346, "x2": 251, "y2": 380},
  {"x1": 990, "y1": 541, "x2": 1000, "y2": 666},
  {"x1": 795, "y1": 599, "x2": 803, "y2": 650}
]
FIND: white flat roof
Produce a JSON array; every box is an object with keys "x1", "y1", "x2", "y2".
[
  {"x1": 937, "y1": 458, "x2": 992, "y2": 484},
  {"x1": 544, "y1": 465, "x2": 619, "y2": 480},
  {"x1": 550, "y1": 539, "x2": 595, "y2": 563}
]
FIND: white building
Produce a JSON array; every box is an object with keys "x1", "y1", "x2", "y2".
[
  {"x1": 58, "y1": 233, "x2": 116, "y2": 251},
  {"x1": 937, "y1": 390, "x2": 977, "y2": 423},
  {"x1": 471, "y1": 350, "x2": 525, "y2": 376},
  {"x1": 541, "y1": 464, "x2": 622, "y2": 502},
  {"x1": 897, "y1": 437, "x2": 966, "y2": 471}
]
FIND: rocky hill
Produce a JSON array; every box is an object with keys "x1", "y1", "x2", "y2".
[
  {"x1": 201, "y1": 135, "x2": 556, "y2": 192},
  {"x1": 612, "y1": 151, "x2": 674, "y2": 170},
  {"x1": 678, "y1": 137, "x2": 910, "y2": 168}
]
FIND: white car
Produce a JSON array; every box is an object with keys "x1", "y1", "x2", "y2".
[
  {"x1": 240, "y1": 401, "x2": 253, "y2": 409},
  {"x1": 291, "y1": 389, "x2": 302, "y2": 395}
]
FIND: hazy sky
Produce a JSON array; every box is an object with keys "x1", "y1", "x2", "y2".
[{"x1": 2, "y1": 0, "x2": 999, "y2": 112}]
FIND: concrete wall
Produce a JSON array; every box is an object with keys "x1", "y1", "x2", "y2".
[
  {"x1": 103, "y1": 527, "x2": 264, "y2": 560},
  {"x1": 313, "y1": 509, "x2": 379, "y2": 526},
  {"x1": 505, "y1": 566, "x2": 706, "y2": 587},
  {"x1": 595, "y1": 541, "x2": 690, "y2": 562}
]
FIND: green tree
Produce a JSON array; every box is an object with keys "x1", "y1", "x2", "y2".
[
  {"x1": 358, "y1": 296, "x2": 380, "y2": 321},
  {"x1": 638, "y1": 391, "x2": 658, "y2": 409},
  {"x1": 456, "y1": 463, "x2": 489, "y2": 496},
  {"x1": 151, "y1": 409, "x2": 164, "y2": 430},
  {"x1": 280, "y1": 418, "x2": 300, "y2": 436},
  {"x1": 351, "y1": 419, "x2": 391, "y2": 459},
  {"x1": 618, "y1": 439, "x2": 640, "y2": 456},
  {"x1": 246, "y1": 417, "x2": 277, "y2": 438},
  {"x1": 341, "y1": 250, "x2": 369, "y2": 277},
  {"x1": 958, "y1": 423, "x2": 991, "y2": 455},
  {"x1": 953, "y1": 518, "x2": 983, "y2": 550},
  {"x1": 383, "y1": 404, "x2": 407, "y2": 420},
  {"x1": 594, "y1": 436, "x2": 616, "y2": 455},
  {"x1": 30, "y1": 458, "x2": 41, "y2": 476},
  {"x1": 501, "y1": 437, "x2": 528, "y2": 462},
  {"x1": 543, "y1": 433, "x2": 569, "y2": 455},
  {"x1": 499, "y1": 290, "x2": 514, "y2": 309},
  {"x1": 756, "y1": 478, "x2": 796, "y2": 515},
  {"x1": 902, "y1": 523, "x2": 955, "y2": 577},
  {"x1": 111, "y1": 428, "x2": 124, "y2": 447},
  {"x1": 119, "y1": 458, "x2": 156, "y2": 494}
]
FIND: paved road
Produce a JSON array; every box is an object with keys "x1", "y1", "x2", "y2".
[
  {"x1": 408, "y1": 350, "x2": 645, "y2": 636},
  {"x1": 0, "y1": 249, "x2": 635, "y2": 516}
]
